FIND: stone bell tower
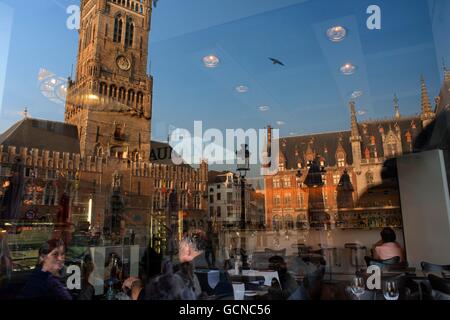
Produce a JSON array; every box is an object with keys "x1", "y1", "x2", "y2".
[{"x1": 65, "y1": 0, "x2": 153, "y2": 160}]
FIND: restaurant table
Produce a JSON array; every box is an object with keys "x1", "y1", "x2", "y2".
[
  {"x1": 231, "y1": 282, "x2": 269, "y2": 300},
  {"x1": 228, "y1": 269, "x2": 280, "y2": 287}
]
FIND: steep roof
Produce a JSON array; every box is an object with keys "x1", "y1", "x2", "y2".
[
  {"x1": 277, "y1": 130, "x2": 353, "y2": 169},
  {"x1": 358, "y1": 116, "x2": 423, "y2": 158},
  {"x1": 0, "y1": 118, "x2": 80, "y2": 154}
]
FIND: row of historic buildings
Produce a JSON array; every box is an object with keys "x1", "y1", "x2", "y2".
[{"x1": 264, "y1": 69, "x2": 450, "y2": 231}]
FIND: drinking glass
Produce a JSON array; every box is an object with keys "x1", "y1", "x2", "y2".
[
  {"x1": 350, "y1": 276, "x2": 365, "y2": 300},
  {"x1": 383, "y1": 280, "x2": 400, "y2": 300}
]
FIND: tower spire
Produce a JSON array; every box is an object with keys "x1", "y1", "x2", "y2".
[
  {"x1": 393, "y1": 94, "x2": 400, "y2": 119},
  {"x1": 420, "y1": 75, "x2": 435, "y2": 126},
  {"x1": 444, "y1": 60, "x2": 450, "y2": 82},
  {"x1": 349, "y1": 101, "x2": 360, "y2": 138}
]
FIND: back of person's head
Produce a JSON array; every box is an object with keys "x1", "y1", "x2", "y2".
[
  {"x1": 141, "y1": 246, "x2": 162, "y2": 279},
  {"x1": 82, "y1": 261, "x2": 95, "y2": 285},
  {"x1": 380, "y1": 227, "x2": 396, "y2": 243},
  {"x1": 37, "y1": 239, "x2": 65, "y2": 266},
  {"x1": 269, "y1": 255, "x2": 287, "y2": 272}
]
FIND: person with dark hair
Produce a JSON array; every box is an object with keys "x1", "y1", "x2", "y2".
[
  {"x1": 373, "y1": 227, "x2": 405, "y2": 262},
  {"x1": 145, "y1": 258, "x2": 181, "y2": 300},
  {"x1": 144, "y1": 236, "x2": 204, "y2": 300},
  {"x1": 122, "y1": 277, "x2": 145, "y2": 300},
  {"x1": 18, "y1": 239, "x2": 72, "y2": 300},
  {"x1": 77, "y1": 255, "x2": 95, "y2": 300},
  {"x1": 174, "y1": 261, "x2": 202, "y2": 300},
  {"x1": 267, "y1": 255, "x2": 306, "y2": 300},
  {"x1": 140, "y1": 245, "x2": 162, "y2": 284}
]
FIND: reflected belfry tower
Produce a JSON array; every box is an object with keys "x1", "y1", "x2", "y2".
[{"x1": 64, "y1": 0, "x2": 153, "y2": 159}]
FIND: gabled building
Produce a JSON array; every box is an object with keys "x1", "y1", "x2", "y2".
[{"x1": 264, "y1": 75, "x2": 443, "y2": 231}]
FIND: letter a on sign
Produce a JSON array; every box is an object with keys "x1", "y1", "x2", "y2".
[
  {"x1": 66, "y1": 265, "x2": 81, "y2": 290},
  {"x1": 366, "y1": 5, "x2": 381, "y2": 30},
  {"x1": 366, "y1": 265, "x2": 381, "y2": 290}
]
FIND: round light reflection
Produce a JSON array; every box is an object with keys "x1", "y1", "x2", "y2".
[
  {"x1": 327, "y1": 26, "x2": 347, "y2": 42},
  {"x1": 236, "y1": 85, "x2": 249, "y2": 93},
  {"x1": 340, "y1": 63, "x2": 357, "y2": 75},
  {"x1": 203, "y1": 55, "x2": 220, "y2": 68}
]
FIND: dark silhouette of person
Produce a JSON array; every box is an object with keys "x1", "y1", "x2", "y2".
[
  {"x1": 1, "y1": 158, "x2": 24, "y2": 220},
  {"x1": 267, "y1": 256, "x2": 307, "y2": 300}
]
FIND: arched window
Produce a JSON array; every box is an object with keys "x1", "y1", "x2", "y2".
[
  {"x1": 95, "y1": 144, "x2": 104, "y2": 157},
  {"x1": 125, "y1": 18, "x2": 134, "y2": 48},
  {"x1": 118, "y1": 87, "x2": 126, "y2": 101},
  {"x1": 137, "y1": 92, "x2": 144, "y2": 106},
  {"x1": 109, "y1": 84, "x2": 117, "y2": 98},
  {"x1": 99, "y1": 82, "x2": 107, "y2": 95},
  {"x1": 127, "y1": 89, "x2": 135, "y2": 104},
  {"x1": 44, "y1": 183, "x2": 56, "y2": 206},
  {"x1": 113, "y1": 15, "x2": 123, "y2": 43}
]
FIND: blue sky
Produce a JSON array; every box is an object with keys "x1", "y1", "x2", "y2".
[{"x1": 0, "y1": 0, "x2": 449, "y2": 140}]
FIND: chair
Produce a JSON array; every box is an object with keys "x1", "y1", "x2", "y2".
[
  {"x1": 303, "y1": 265, "x2": 325, "y2": 300},
  {"x1": 345, "y1": 243, "x2": 367, "y2": 275},
  {"x1": 287, "y1": 284, "x2": 309, "y2": 300},
  {"x1": 319, "y1": 245, "x2": 339, "y2": 281},
  {"x1": 421, "y1": 262, "x2": 450, "y2": 276},
  {"x1": 364, "y1": 256, "x2": 401, "y2": 270},
  {"x1": 428, "y1": 274, "x2": 450, "y2": 300}
]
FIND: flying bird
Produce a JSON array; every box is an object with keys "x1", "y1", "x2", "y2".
[
  {"x1": 269, "y1": 57, "x2": 285, "y2": 66},
  {"x1": 153, "y1": 0, "x2": 159, "y2": 8}
]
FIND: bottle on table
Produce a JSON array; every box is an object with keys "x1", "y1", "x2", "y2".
[{"x1": 106, "y1": 279, "x2": 115, "y2": 300}]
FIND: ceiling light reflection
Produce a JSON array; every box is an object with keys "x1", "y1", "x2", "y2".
[{"x1": 326, "y1": 26, "x2": 347, "y2": 42}]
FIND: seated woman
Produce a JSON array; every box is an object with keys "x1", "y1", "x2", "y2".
[
  {"x1": 18, "y1": 239, "x2": 72, "y2": 300},
  {"x1": 372, "y1": 228, "x2": 405, "y2": 262}
]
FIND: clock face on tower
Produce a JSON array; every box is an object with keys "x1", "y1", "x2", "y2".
[{"x1": 116, "y1": 55, "x2": 131, "y2": 71}]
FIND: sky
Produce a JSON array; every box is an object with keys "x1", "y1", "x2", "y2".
[{"x1": 0, "y1": 0, "x2": 449, "y2": 143}]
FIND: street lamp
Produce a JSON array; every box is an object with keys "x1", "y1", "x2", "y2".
[
  {"x1": 236, "y1": 144, "x2": 250, "y2": 269},
  {"x1": 236, "y1": 144, "x2": 250, "y2": 230}
]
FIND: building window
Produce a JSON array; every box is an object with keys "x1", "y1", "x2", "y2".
[
  {"x1": 125, "y1": 18, "x2": 134, "y2": 47},
  {"x1": 217, "y1": 192, "x2": 221, "y2": 201},
  {"x1": 337, "y1": 158, "x2": 345, "y2": 167},
  {"x1": 47, "y1": 170, "x2": 57, "y2": 180},
  {"x1": 113, "y1": 15, "x2": 123, "y2": 43},
  {"x1": 333, "y1": 174, "x2": 341, "y2": 185},
  {"x1": 227, "y1": 192, "x2": 232, "y2": 204},
  {"x1": 284, "y1": 193, "x2": 291, "y2": 206},
  {"x1": 274, "y1": 195, "x2": 281, "y2": 207},
  {"x1": 273, "y1": 178, "x2": 280, "y2": 188},
  {"x1": 297, "y1": 193, "x2": 303, "y2": 207},
  {"x1": 283, "y1": 176, "x2": 291, "y2": 188},
  {"x1": 217, "y1": 206, "x2": 222, "y2": 217},
  {"x1": 44, "y1": 183, "x2": 56, "y2": 206},
  {"x1": 210, "y1": 206, "x2": 214, "y2": 216},
  {"x1": 209, "y1": 195, "x2": 214, "y2": 203}
]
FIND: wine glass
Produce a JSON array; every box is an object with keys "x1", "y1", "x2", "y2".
[
  {"x1": 383, "y1": 280, "x2": 399, "y2": 300},
  {"x1": 350, "y1": 276, "x2": 365, "y2": 300}
]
